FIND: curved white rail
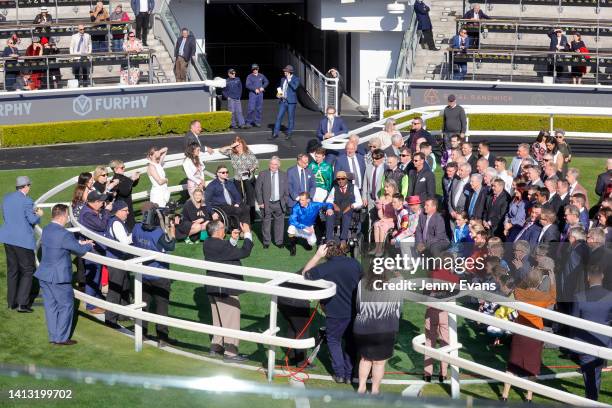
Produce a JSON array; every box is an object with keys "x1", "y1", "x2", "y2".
[
  {"x1": 321, "y1": 104, "x2": 612, "y2": 151},
  {"x1": 34, "y1": 145, "x2": 336, "y2": 381}
]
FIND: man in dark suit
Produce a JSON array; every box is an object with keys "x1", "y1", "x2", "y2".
[
  {"x1": 205, "y1": 165, "x2": 251, "y2": 227},
  {"x1": 594, "y1": 158, "x2": 612, "y2": 207},
  {"x1": 477, "y1": 140, "x2": 496, "y2": 167},
  {"x1": 586, "y1": 227, "x2": 612, "y2": 290},
  {"x1": 408, "y1": 152, "x2": 436, "y2": 203},
  {"x1": 203, "y1": 220, "x2": 253, "y2": 362},
  {"x1": 513, "y1": 204, "x2": 543, "y2": 248},
  {"x1": 255, "y1": 156, "x2": 288, "y2": 248},
  {"x1": 334, "y1": 141, "x2": 366, "y2": 193},
  {"x1": 184, "y1": 120, "x2": 214, "y2": 153},
  {"x1": 484, "y1": 179, "x2": 510, "y2": 238},
  {"x1": 287, "y1": 154, "x2": 317, "y2": 209},
  {"x1": 406, "y1": 117, "x2": 435, "y2": 153},
  {"x1": 384, "y1": 134, "x2": 406, "y2": 158},
  {"x1": 466, "y1": 173, "x2": 487, "y2": 221},
  {"x1": 463, "y1": 3, "x2": 491, "y2": 20},
  {"x1": 0, "y1": 176, "x2": 42, "y2": 312},
  {"x1": 450, "y1": 29, "x2": 471, "y2": 80},
  {"x1": 461, "y1": 142, "x2": 478, "y2": 173},
  {"x1": 109, "y1": 159, "x2": 140, "y2": 231},
  {"x1": 173, "y1": 28, "x2": 196, "y2": 82},
  {"x1": 130, "y1": 0, "x2": 154, "y2": 45},
  {"x1": 416, "y1": 198, "x2": 450, "y2": 256},
  {"x1": 547, "y1": 28, "x2": 569, "y2": 77},
  {"x1": 414, "y1": 0, "x2": 438, "y2": 50},
  {"x1": 271, "y1": 65, "x2": 300, "y2": 142},
  {"x1": 35, "y1": 204, "x2": 92, "y2": 345},
  {"x1": 571, "y1": 266, "x2": 612, "y2": 401},
  {"x1": 317, "y1": 106, "x2": 348, "y2": 142},
  {"x1": 441, "y1": 162, "x2": 458, "y2": 212},
  {"x1": 537, "y1": 208, "x2": 560, "y2": 244},
  {"x1": 557, "y1": 227, "x2": 590, "y2": 328}
]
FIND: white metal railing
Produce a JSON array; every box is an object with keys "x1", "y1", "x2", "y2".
[
  {"x1": 34, "y1": 145, "x2": 337, "y2": 382},
  {"x1": 403, "y1": 284, "x2": 612, "y2": 406},
  {"x1": 322, "y1": 103, "x2": 612, "y2": 152},
  {"x1": 283, "y1": 48, "x2": 339, "y2": 113},
  {"x1": 395, "y1": 9, "x2": 420, "y2": 80}
]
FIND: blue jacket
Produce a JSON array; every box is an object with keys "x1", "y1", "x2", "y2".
[
  {"x1": 414, "y1": 1, "x2": 433, "y2": 31},
  {"x1": 132, "y1": 223, "x2": 171, "y2": 281},
  {"x1": 572, "y1": 285, "x2": 612, "y2": 357},
  {"x1": 0, "y1": 190, "x2": 40, "y2": 250},
  {"x1": 131, "y1": 0, "x2": 154, "y2": 14},
  {"x1": 78, "y1": 204, "x2": 110, "y2": 254},
  {"x1": 223, "y1": 77, "x2": 243, "y2": 100},
  {"x1": 316, "y1": 116, "x2": 348, "y2": 141},
  {"x1": 34, "y1": 222, "x2": 92, "y2": 284},
  {"x1": 278, "y1": 75, "x2": 300, "y2": 104},
  {"x1": 106, "y1": 216, "x2": 129, "y2": 260},
  {"x1": 451, "y1": 35, "x2": 471, "y2": 49},
  {"x1": 287, "y1": 165, "x2": 316, "y2": 208},
  {"x1": 289, "y1": 201, "x2": 331, "y2": 230},
  {"x1": 205, "y1": 178, "x2": 242, "y2": 207},
  {"x1": 334, "y1": 152, "x2": 366, "y2": 183},
  {"x1": 245, "y1": 73, "x2": 269, "y2": 93}
]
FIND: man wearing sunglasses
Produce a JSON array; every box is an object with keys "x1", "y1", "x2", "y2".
[
  {"x1": 205, "y1": 165, "x2": 251, "y2": 228},
  {"x1": 69, "y1": 25, "x2": 92, "y2": 87},
  {"x1": 325, "y1": 171, "x2": 363, "y2": 244}
]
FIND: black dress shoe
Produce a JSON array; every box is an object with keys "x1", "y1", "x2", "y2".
[
  {"x1": 332, "y1": 375, "x2": 345, "y2": 384},
  {"x1": 55, "y1": 339, "x2": 78, "y2": 346},
  {"x1": 304, "y1": 243, "x2": 313, "y2": 251},
  {"x1": 438, "y1": 374, "x2": 445, "y2": 383},
  {"x1": 423, "y1": 375, "x2": 432, "y2": 382},
  {"x1": 105, "y1": 321, "x2": 122, "y2": 330},
  {"x1": 223, "y1": 354, "x2": 248, "y2": 363},
  {"x1": 263, "y1": 244, "x2": 270, "y2": 249},
  {"x1": 289, "y1": 246, "x2": 296, "y2": 256},
  {"x1": 17, "y1": 306, "x2": 33, "y2": 313}
]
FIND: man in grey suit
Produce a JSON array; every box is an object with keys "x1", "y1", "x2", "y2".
[
  {"x1": 255, "y1": 156, "x2": 288, "y2": 248},
  {"x1": 361, "y1": 149, "x2": 387, "y2": 211},
  {"x1": 448, "y1": 163, "x2": 471, "y2": 221},
  {"x1": 184, "y1": 120, "x2": 214, "y2": 154},
  {"x1": 416, "y1": 198, "x2": 449, "y2": 256}
]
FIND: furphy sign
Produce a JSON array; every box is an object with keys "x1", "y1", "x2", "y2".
[
  {"x1": 72, "y1": 94, "x2": 149, "y2": 117},
  {"x1": 0, "y1": 83, "x2": 211, "y2": 125}
]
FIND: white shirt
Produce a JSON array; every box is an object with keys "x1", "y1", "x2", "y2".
[
  {"x1": 139, "y1": 0, "x2": 149, "y2": 13},
  {"x1": 182, "y1": 159, "x2": 204, "y2": 185},
  {"x1": 497, "y1": 170, "x2": 513, "y2": 193},
  {"x1": 538, "y1": 223, "x2": 552, "y2": 243},
  {"x1": 326, "y1": 184, "x2": 363, "y2": 210},
  {"x1": 110, "y1": 220, "x2": 132, "y2": 245}
]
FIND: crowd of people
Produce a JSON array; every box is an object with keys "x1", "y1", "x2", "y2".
[{"x1": 1, "y1": 104, "x2": 611, "y2": 399}]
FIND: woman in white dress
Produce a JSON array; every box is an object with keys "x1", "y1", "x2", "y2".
[
  {"x1": 374, "y1": 118, "x2": 402, "y2": 150},
  {"x1": 147, "y1": 146, "x2": 170, "y2": 207},
  {"x1": 183, "y1": 142, "x2": 205, "y2": 198}
]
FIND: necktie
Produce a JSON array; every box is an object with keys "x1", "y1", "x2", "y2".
[
  {"x1": 371, "y1": 167, "x2": 377, "y2": 200},
  {"x1": 282, "y1": 78, "x2": 288, "y2": 96},
  {"x1": 468, "y1": 190, "x2": 479, "y2": 217},
  {"x1": 222, "y1": 182, "x2": 232, "y2": 205},
  {"x1": 424, "y1": 216, "x2": 431, "y2": 242},
  {"x1": 300, "y1": 169, "x2": 306, "y2": 193},
  {"x1": 328, "y1": 118, "x2": 333, "y2": 134},
  {"x1": 271, "y1": 172, "x2": 278, "y2": 201},
  {"x1": 515, "y1": 222, "x2": 532, "y2": 241},
  {"x1": 77, "y1": 35, "x2": 84, "y2": 53},
  {"x1": 492, "y1": 195, "x2": 498, "y2": 205},
  {"x1": 351, "y1": 156, "x2": 361, "y2": 188}
]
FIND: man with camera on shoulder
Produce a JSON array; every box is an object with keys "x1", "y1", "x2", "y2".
[{"x1": 131, "y1": 201, "x2": 177, "y2": 347}]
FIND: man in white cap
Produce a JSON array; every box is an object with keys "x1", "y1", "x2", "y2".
[
  {"x1": 270, "y1": 64, "x2": 300, "y2": 143},
  {"x1": 0, "y1": 176, "x2": 43, "y2": 313},
  {"x1": 33, "y1": 6, "x2": 53, "y2": 24}
]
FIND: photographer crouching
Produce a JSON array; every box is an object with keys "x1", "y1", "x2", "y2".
[{"x1": 131, "y1": 201, "x2": 178, "y2": 347}]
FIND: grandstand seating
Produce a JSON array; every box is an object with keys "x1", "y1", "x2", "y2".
[{"x1": 0, "y1": 0, "x2": 176, "y2": 90}]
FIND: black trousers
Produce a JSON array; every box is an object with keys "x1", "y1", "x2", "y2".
[
  {"x1": 105, "y1": 266, "x2": 131, "y2": 324},
  {"x1": 420, "y1": 29, "x2": 437, "y2": 50},
  {"x1": 217, "y1": 204, "x2": 251, "y2": 227},
  {"x1": 72, "y1": 61, "x2": 90, "y2": 87},
  {"x1": 278, "y1": 301, "x2": 311, "y2": 363},
  {"x1": 142, "y1": 278, "x2": 171, "y2": 338},
  {"x1": 580, "y1": 356, "x2": 606, "y2": 401},
  {"x1": 4, "y1": 244, "x2": 35, "y2": 308},
  {"x1": 135, "y1": 13, "x2": 150, "y2": 45}
]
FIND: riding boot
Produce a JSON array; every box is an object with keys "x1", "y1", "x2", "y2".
[{"x1": 288, "y1": 236, "x2": 297, "y2": 256}]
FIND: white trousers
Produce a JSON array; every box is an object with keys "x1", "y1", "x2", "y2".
[{"x1": 287, "y1": 225, "x2": 317, "y2": 245}]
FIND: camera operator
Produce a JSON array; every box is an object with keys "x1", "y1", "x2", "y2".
[
  {"x1": 104, "y1": 200, "x2": 132, "y2": 329},
  {"x1": 131, "y1": 201, "x2": 177, "y2": 347},
  {"x1": 175, "y1": 188, "x2": 217, "y2": 243}
]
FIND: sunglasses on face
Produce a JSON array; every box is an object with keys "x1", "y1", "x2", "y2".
[
  {"x1": 218, "y1": 171, "x2": 228, "y2": 174},
  {"x1": 337, "y1": 177, "x2": 347, "y2": 181},
  {"x1": 129, "y1": 34, "x2": 135, "y2": 37},
  {"x1": 100, "y1": 174, "x2": 107, "y2": 177},
  {"x1": 78, "y1": 29, "x2": 85, "y2": 32}
]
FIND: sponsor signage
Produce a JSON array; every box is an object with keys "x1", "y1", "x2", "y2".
[
  {"x1": 0, "y1": 83, "x2": 212, "y2": 125},
  {"x1": 409, "y1": 81, "x2": 612, "y2": 109}
]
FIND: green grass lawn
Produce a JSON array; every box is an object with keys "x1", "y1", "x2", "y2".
[{"x1": 0, "y1": 157, "x2": 609, "y2": 404}]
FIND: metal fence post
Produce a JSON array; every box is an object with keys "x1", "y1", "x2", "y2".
[
  {"x1": 549, "y1": 113, "x2": 554, "y2": 134},
  {"x1": 449, "y1": 308, "x2": 460, "y2": 399},
  {"x1": 134, "y1": 273, "x2": 143, "y2": 352},
  {"x1": 465, "y1": 116, "x2": 470, "y2": 142},
  {"x1": 267, "y1": 296, "x2": 278, "y2": 382}
]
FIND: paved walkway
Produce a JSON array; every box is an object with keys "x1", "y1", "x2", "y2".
[{"x1": 0, "y1": 100, "x2": 371, "y2": 170}]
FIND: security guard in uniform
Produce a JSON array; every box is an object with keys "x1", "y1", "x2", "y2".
[{"x1": 245, "y1": 63, "x2": 269, "y2": 128}]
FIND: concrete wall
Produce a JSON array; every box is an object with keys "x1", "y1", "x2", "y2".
[
  {"x1": 318, "y1": 0, "x2": 410, "y2": 32},
  {"x1": 169, "y1": 0, "x2": 205, "y2": 51},
  {"x1": 351, "y1": 31, "x2": 403, "y2": 105}
]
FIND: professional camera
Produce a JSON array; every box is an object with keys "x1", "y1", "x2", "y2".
[{"x1": 142, "y1": 201, "x2": 179, "y2": 232}]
